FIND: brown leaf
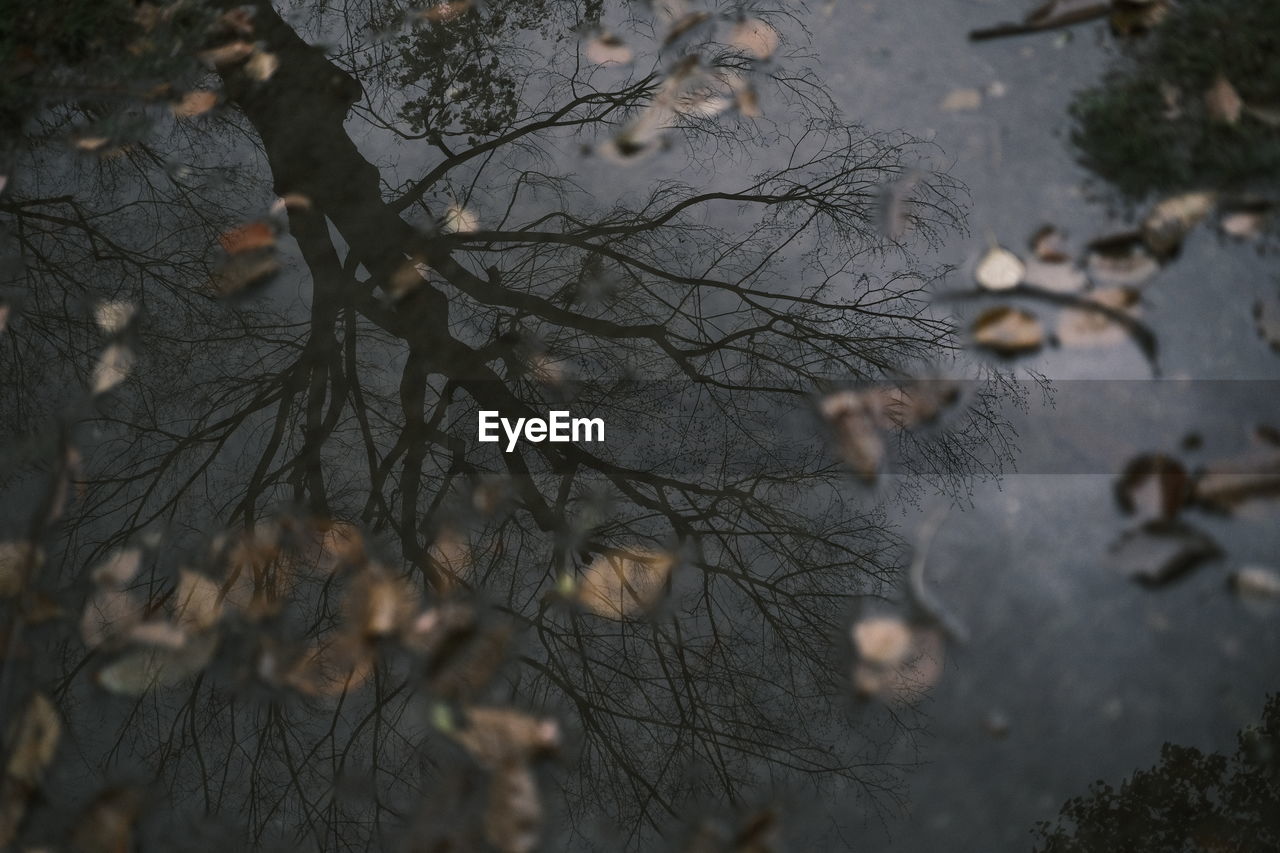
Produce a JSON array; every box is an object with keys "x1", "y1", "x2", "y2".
[
  {"x1": 819, "y1": 391, "x2": 884, "y2": 482},
  {"x1": 91, "y1": 548, "x2": 142, "y2": 587},
  {"x1": 1229, "y1": 566, "x2": 1280, "y2": 602},
  {"x1": 1141, "y1": 191, "x2": 1215, "y2": 257},
  {"x1": 664, "y1": 12, "x2": 711, "y2": 44},
  {"x1": 1057, "y1": 287, "x2": 1140, "y2": 348},
  {"x1": 1204, "y1": 74, "x2": 1243, "y2": 125},
  {"x1": 449, "y1": 707, "x2": 560, "y2": 770},
  {"x1": 583, "y1": 32, "x2": 632, "y2": 65},
  {"x1": 243, "y1": 50, "x2": 279, "y2": 82},
  {"x1": 210, "y1": 252, "x2": 281, "y2": 296},
  {"x1": 345, "y1": 566, "x2": 417, "y2": 639},
  {"x1": 1109, "y1": 520, "x2": 1220, "y2": 586},
  {"x1": 727, "y1": 18, "x2": 779, "y2": 60},
  {"x1": 218, "y1": 221, "x2": 276, "y2": 254},
  {"x1": 173, "y1": 569, "x2": 222, "y2": 631},
  {"x1": 1114, "y1": 454, "x2": 1188, "y2": 521},
  {"x1": 68, "y1": 788, "x2": 143, "y2": 853},
  {"x1": 576, "y1": 548, "x2": 675, "y2": 619},
  {"x1": 81, "y1": 588, "x2": 143, "y2": 649},
  {"x1": 284, "y1": 634, "x2": 373, "y2": 697},
  {"x1": 1087, "y1": 233, "x2": 1160, "y2": 287},
  {"x1": 4, "y1": 693, "x2": 60, "y2": 786},
  {"x1": 1023, "y1": 258, "x2": 1087, "y2": 293},
  {"x1": 198, "y1": 40, "x2": 255, "y2": 69},
  {"x1": 972, "y1": 306, "x2": 1043, "y2": 355},
  {"x1": 91, "y1": 343, "x2": 134, "y2": 395},
  {"x1": 484, "y1": 762, "x2": 542, "y2": 853},
  {"x1": 852, "y1": 622, "x2": 944, "y2": 703},
  {"x1": 940, "y1": 88, "x2": 982, "y2": 112},
  {"x1": 1030, "y1": 225, "x2": 1071, "y2": 262},
  {"x1": 95, "y1": 632, "x2": 218, "y2": 695},
  {"x1": 170, "y1": 90, "x2": 218, "y2": 118},
  {"x1": 1110, "y1": 0, "x2": 1170, "y2": 36},
  {"x1": 0, "y1": 542, "x2": 43, "y2": 598}
]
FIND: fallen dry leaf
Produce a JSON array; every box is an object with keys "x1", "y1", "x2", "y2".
[
  {"x1": 1229, "y1": 566, "x2": 1280, "y2": 601},
  {"x1": 448, "y1": 707, "x2": 560, "y2": 769},
  {"x1": 170, "y1": 90, "x2": 218, "y2": 118},
  {"x1": 198, "y1": 40, "x2": 255, "y2": 69},
  {"x1": 218, "y1": 221, "x2": 276, "y2": 254},
  {"x1": 4, "y1": 693, "x2": 60, "y2": 785},
  {"x1": 1204, "y1": 74, "x2": 1243, "y2": 125},
  {"x1": 1086, "y1": 235, "x2": 1160, "y2": 287},
  {"x1": 1030, "y1": 225, "x2": 1071, "y2": 262},
  {"x1": 173, "y1": 569, "x2": 222, "y2": 631},
  {"x1": 1023, "y1": 258, "x2": 1087, "y2": 293},
  {"x1": 727, "y1": 18, "x2": 779, "y2": 60},
  {"x1": 91, "y1": 548, "x2": 142, "y2": 587},
  {"x1": 820, "y1": 390, "x2": 885, "y2": 483},
  {"x1": 243, "y1": 50, "x2": 279, "y2": 82},
  {"x1": 972, "y1": 306, "x2": 1043, "y2": 355},
  {"x1": 584, "y1": 32, "x2": 632, "y2": 64},
  {"x1": 91, "y1": 343, "x2": 134, "y2": 395},
  {"x1": 1057, "y1": 287, "x2": 1140, "y2": 348},
  {"x1": 0, "y1": 542, "x2": 43, "y2": 598},
  {"x1": 1109, "y1": 519, "x2": 1220, "y2": 586},
  {"x1": 93, "y1": 301, "x2": 136, "y2": 334},
  {"x1": 81, "y1": 588, "x2": 143, "y2": 649},
  {"x1": 852, "y1": 616, "x2": 913, "y2": 665},
  {"x1": 1220, "y1": 211, "x2": 1266, "y2": 240},
  {"x1": 975, "y1": 246, "x2": 1025, "y2": 291},
  {"x1": 485, "y1": 762, "x2": 542, "y2": 853},
  {"x1": 851, "y1": 621, "x2": 944, "y2": 704},
  {"x1": 1142, "y1": 191, "x2": 1215, "y2": 257},
  {"x1": 1110, "y1": 0, "x2": 1170, "y2": 36},
  {"x1": 940, "y1": 88, "x2": 982, "y2": 111},
  {"x1": 576, "y1": 548, "x2": 675, "y2": 619},
  {"x1": 1114, "y1": 453, "x2": 1188, "y2": 521},
  {"x1": 664, "y1": 11, "x2": 711, "y2": 44}
]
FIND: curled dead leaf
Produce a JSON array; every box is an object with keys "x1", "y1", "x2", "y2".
[
  {"x1": 81, "y1": 588, "x2": 143, "y2": 649},
  {"x1": 1204, "y1": 74, "x2": 1243, "y2": 125},
  {"x1": 851, "y1": 620, "x2": 944, "y2": 704},
  {"x1": 974, "y1": 246, "x2": 1025, "y2": 291},
  {"x1": 5, "y1": 693, "x2": 60, "y2": 786},
  {"x1": 576, "y1": 548, "x2": 674, "y2": 619},
  {"x1": 95, "y1": 632, "x2": 218, "y2": 694},
  {"x1": 170, "y1": 90, "x2": 218, "y2": 118},
  {"x1": 1109, "y1": 520, "x2": 1220, "y2": 586},
  {"x1": 1114, "y1": 453, "x2": 1188, "y2": 521},
  {"x1": 485, "y1": 762, "x2": 542, "y2": 853},
  {"x1": 972, "y1": 306, "x2": 1043, "y2": 355},
  {"x1": 1142, "y1": 191, "x2": 1215, "y2": 257},
  {"x1": 727, "y1": 18, "x2": 778, "y2": 60},
  {"x1": 448, "y1": 707, "x2": 560, "y2": 770},
  {"x1": 91, "y1": 343, "x2": 134, "y2": 395},
  {"x1": 941, "y1": 88, "x2": 982, "y2": 112},
  {"x1": 584, "y1": 32, "x2": 632, "y2": 65},
  {"x1": 1057, "y1": 287, "x2": 1140, "y2": 348},
  {"x1": 1087, "y1": 233, "x2": 1160, "y2": 287},
  {"x1": 93, "y1": 300, "x2": 136, "y2": 334},
  {"x1": 91, "y1": 548, "x2": 142, "y2": 587},
  {"x1": 1229, "y1": 566, "x2": 1280, "y2": 602},
  {"x1": 243, "y1": 50, "x2": 279, "y2": 82},
  {"x1": 819, "y1": 390, "x2": 884, "y2": 483},
  {"x1": 218, "y1": 221, "x2": 276, "y2": 254},
  {"x1": 0, "y1": 542, "x2": 43, "y2": 598},
  {"x1": 198, "y1": 40, "x2": 255, "y2": 69}
]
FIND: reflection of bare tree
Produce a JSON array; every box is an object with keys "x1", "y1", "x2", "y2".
[{"x1": 2, "y1": 2, "x2": 1014, "y2": 849}]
